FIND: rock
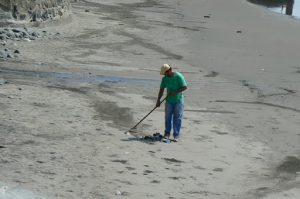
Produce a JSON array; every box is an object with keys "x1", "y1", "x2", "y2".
[
  {"x1": 31, "y1": 32, "x2": 39, "y2": 37},
  {"x1": 14, "y1": 50, "x2": 20, "y2": 54},
  {"x1": 115, "y1": 190, "x2": 122, "y2": 195},
  {"x1": 0, "y1": 41, "x2": 7, "y2": 46},
  {"x1": 12, "y1": 28, "x2": 23, "y2": 33},
  {"x1": 7, "y1": 53, "x2": 13, "y2": 58},
  {"x1": 0, "y1": 28, "x2": 53, "y2": 42},
  {"x1": 14, "y1": 33, "x2": 21, "y2": 38},
  {"x1": 20, "y1": 14, "x2": 27, "y2": 20},
  {"x1": 6, "y1": 30, "x2": 15, "y2": 38},
  {"x1": 0, "y1": 51, "x2": 6, "y2": 58},
  {"x1": 0, "y1": 78, "x2": 8, "y2": 85},
  {"x1": 0, "y1": 34, "x2": 6, "y2": 40}
]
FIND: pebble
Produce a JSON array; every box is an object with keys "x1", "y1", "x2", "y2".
[
  {"x1": 0, "y1": 48, "x2": 18, "y2": 59},
  {"x1": 0, "y1": 50, "x2": 7, "y2": 59},
  {"x1": 0, "y1": 27, "x2": 57, "y2": 42},
  {"x1": 6, "y1": 53, "x2": 13, "y2": 58},
  {"x1": 115, "y1": 190, "x2": 122, "y2": 195},
  {"x1": 0, "y1": 78, "x2": 8, "y2": 85},
  {"x1": 0, "y1": 41, "x2": 7, "y2": 46}
]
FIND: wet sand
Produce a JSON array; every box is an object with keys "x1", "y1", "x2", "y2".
[{"x1": 0, "y1": 0, "x2": 300, "y2": 198}]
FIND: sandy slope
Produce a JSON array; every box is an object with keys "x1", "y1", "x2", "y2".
[{"x1": 0, "y1": 0, "x2": 300, "y2": 198}]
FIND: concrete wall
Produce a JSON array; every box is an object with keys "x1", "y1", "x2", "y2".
[{"x1": 0, "y1": 0, "x2": 71, "y2": 22}]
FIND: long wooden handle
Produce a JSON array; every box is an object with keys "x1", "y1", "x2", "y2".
[{"x1": 127, "y1": 96, "x2": 167, "y2": 132}]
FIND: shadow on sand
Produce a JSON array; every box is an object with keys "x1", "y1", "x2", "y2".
[{"x1": 122, "y1": 132, "x2": 168, "y2": 145}]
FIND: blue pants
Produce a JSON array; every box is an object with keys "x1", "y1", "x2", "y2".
[{"x1": 164, "y1": 102, "x2": 184, "y2": 138}]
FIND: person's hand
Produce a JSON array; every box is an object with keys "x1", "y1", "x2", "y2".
[{"x1": 156, "y1": 101, "x2": 161, "y2": 107}]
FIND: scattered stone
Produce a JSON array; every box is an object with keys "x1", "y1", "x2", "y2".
[
  {"x1": 0, "y1": 28, "x2": 60, "y2": 60},
  {"x1": 0, "y1": 27, "x2": 59, "y2": 42},
  {"x1": 0, "y1": 41, "x2": 7, "y2": 46},
  {"x1": 0, "y1": 35, "x2": 6, "y2": 40},
  {"x1": 6, "y1": 53, "x2": 13, "y2": 58},
  {"x1": 0, "y1": 51, "x2": 6, "y2": 59},
  {"x1": 116, "y1": 190, "x2": 122, "y2": 195},
  {"x1": 236, "y1": 30, "x2": 243, "y2": 33},
  {"x1": 115, "y1": 190, "x2": 128, "y2": 196},
  {"x1": 0, "y1": 78, "x2": 8, "y2": 85}
]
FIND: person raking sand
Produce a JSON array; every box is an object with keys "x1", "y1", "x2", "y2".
[{"x1": 156, "y1": 64, "x2": 187, "y2": 142}]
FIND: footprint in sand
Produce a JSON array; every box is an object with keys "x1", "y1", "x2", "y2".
[
  {"x1": 150, "y1": 180, "x2": 160, "y2": 183},
  {"x1": 213, "y1": 168, "x2": 224, "y2": 172},
  {"x1": 204, "y1": 71, "x2": 219, "y2": 77},
  {"x1": 210, "y1": 130, "x2": 229, "y2": 135}
]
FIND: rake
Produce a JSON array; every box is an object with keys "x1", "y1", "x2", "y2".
[{"x1": 124, "y1": 96, "x2": 167, "y2": 136}]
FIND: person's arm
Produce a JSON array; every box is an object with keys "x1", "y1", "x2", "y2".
[
  {"x1": 156, "y1": 88, "x2": 164, "y2": 107},
  {"x1": 168, "y1": 86, "x2": 187, "y2": 96}
]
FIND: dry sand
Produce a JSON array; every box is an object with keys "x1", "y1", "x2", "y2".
[{"x1": 0, "y1": 0, "x2": 300, "y2": 198}]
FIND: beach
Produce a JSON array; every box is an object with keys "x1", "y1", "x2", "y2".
[{"x1": 0, "y1": 0, "x2": 300, "y2": 198}]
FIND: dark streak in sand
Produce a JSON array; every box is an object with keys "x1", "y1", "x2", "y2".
[
  {"x1": 144, "y1": 170, "x2": 154, "y2": 174},
  {"x1": 169, "y1": 176, "x2": 185, "y2": 180},
  {"x1": 185, "y1": 109, "x2": 235, "y2": 114},
  {"x1": 126, "y1": 167, "x2": 136, "y2": 171},
  {"x1": 215, "y1": 100, "x2": 300, "y2": 113},
  {"x1": 210, "y1": 130, "x2": 228, "y2": 135},
  {"x1": 163, "y1": 158, "x2": 184, "y2": 164},
  {"x1": 204, "y1": 71, "x2": 219, "y2": 77},
  {"x1": 277, "y1": 156, "x2": 300, "y2": 174},
  {"x1": 93, "y1": 100, "x2": 134, "y2": 127},
  {"x1": 111, "y1": 159, "x2": 128, "y2": 164},
  {"x1": 74, "y1": 0, "x2": 184, "y2": 60}
]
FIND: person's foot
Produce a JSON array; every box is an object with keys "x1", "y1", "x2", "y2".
[
  {"x1": 162, "y1": 135, "x2": 170, "y2": 142},
  {"x1": 173, "y1": 138, "x2": 179, "y2": 142}
]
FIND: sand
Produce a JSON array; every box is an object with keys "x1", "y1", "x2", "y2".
[{"x1": 0, "y1": 0, "x2": 300, "y2": 198}]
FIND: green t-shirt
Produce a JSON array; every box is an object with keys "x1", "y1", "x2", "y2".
[{"x1": 160, "y1": 72, "x2": 187, "y2": 103}]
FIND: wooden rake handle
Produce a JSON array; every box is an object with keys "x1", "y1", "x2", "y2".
[{"x1": 125, "y1": 96, "x2": 167, "y2": 134}]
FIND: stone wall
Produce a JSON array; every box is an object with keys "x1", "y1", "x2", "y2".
[{"x1": 0, "y1": 0, "x2": 71, "y2": 22}]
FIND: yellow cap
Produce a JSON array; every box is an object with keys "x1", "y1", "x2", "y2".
[{"x1": 160, "y1": 64, "x2": 171, "y2": 75}]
